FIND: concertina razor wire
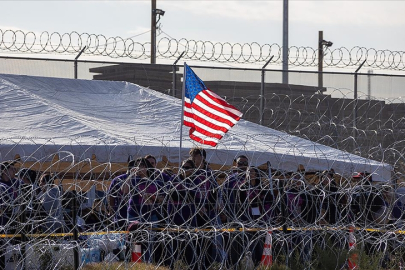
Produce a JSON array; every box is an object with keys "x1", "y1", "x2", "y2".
[
  {"x1": 1, "y1": 34, "x2": 405, "y2": 268},
  {"x1": 2, "y1": 91, "x2": 405, "y2": 269},
  {"x1": 1, "y1": 154, "x2": 405, "y2": 270},
  {"x1": 0, "y1": 29, "x2": 405, "y2": 70}
]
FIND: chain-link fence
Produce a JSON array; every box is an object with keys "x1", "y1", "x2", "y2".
[{"x1": 1, "y1": 55, "x2": 405, "y2": 269}]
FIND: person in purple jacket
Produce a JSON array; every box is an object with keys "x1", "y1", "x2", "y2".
[
  {"x1": 107, "y1": 159, "x2": 136, "y2": 229},
  {"x1": 223, "y1": 155, "x2": 250, "y2": 223},
  {"x1": 145, "y1": 154, "x2": 172, "y2": 183},
  {"x1": 239, "y1": 167, "x2": 269, "y2": 222},
  {"x1": 127, "y1": 157, "x2": 165, "y2": 264},
  {"x1": 167, "y1": 159, "x2": 198, "y2": 227},
  {"x1": 127, "y1": 157, "x2": 164, "y2": 224}
]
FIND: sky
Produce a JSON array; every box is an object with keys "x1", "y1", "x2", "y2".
[{"x1": 0, "y1": 1, "x2": 404, "y2": 74}]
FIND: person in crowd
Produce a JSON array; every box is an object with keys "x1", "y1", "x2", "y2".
[
  {"x1": 0, "y1": 161, "x2": 23, "y2": 235},
  {"x1": 350, "y1": 172, "x2": 386, "y2": 226},
  {"x1": 287, "y1": 166, "x2": 319, "y2": 226},
  {"x1": 107, "y1": 159, "x2": 136, "y2": 229},
  {"x1": 145, "y1": 154, "x2": 157, "y2": 168},
  {"x1": 60, "y1": 190, "x2": 82, "y2": 232},
  {"x1": 127, "y1": 157, "x2": 166, "y2": 264},
  {"x1": 115, "y1": 158, "x2": 153, "y2": 261},
  {"x1": 171, "y1": 154, "x2": 220, "y2": 269},
  {"x1": 391, "y1": 186, "x2": 405, "y2": 222},
  {"x1": 285, "y1": 177, "x2": 305, "y2": 224},
  {"x1": 145, "y1": 154, "x2": 172, "y2": 182},
  {"x1": 223, "y1": 155, "x2": 250, "y2": 222},
  {"x1": 15, "y1": 168, "x2": 38, "y2": 232},
  {"x1": 0, "y1": 161, "x2": 21, "y2": 201},
  {"x1": 0, "y1": 181, "x2": 12, "y2": 226},
  {"x1": 127, "y1": 157, "x2": 165, "y2": 224},
  {"x1": 285, "y1": 172, "x2": 319, "y2": 266},
  {"x1": 189, "y1": 147, "x2": 210, "y2": 170},
  {"x1": 0, "y1": 180, "x2": 12, "y2": 270},
  {"x1": 370, "y1": 184, "x2": 392, "y2": 225},
  {"x1": 240, "y1": 167, "x2": 273, "y2": 223},
  {"x1": 317, "y1": 170, "x2": 339, "y2": 225},
  {"x1": 299, "y1": 180, "x2": 319, "y2": 226},
  {"x1": 189, "y1": 155, "x2": 220, "y2": 266},
  {"x1": 191, "y1": 163, "x2": 218, "y2": 227},
  {"x1": 164, "y1": 159, "x2": 198, "y2": 268},
  {"x1": 15, "y1": 168, "x2": 38, "y2": 206},
  {"x1": 37, "y1": 173, "x2": 64, "y2": 233},
  {"x1": 82, "y1": 198, "x2": 109, "y2": 231},
  {"x1": 234, "y1": 155, "x2": 249, "y2": 171},
  {"x1": 237, "y1": 167, "x2": 270, "y2": 266},
  {"x1": 167, "y1": 159, "x2": 197, "y2": 227},
  {"x1": 16, "y1": 168, "x2": 37, "y2": 186}
]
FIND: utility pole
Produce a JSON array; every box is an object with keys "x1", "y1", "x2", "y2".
[
  {"x1": 151, "y1": 0, "x2": 157, "y2": 64},
  {"x1": 318, "y1": 31, "x2": 323, "y2": 89},
  {"x1": 282, "y1": 0, "x2": 289, "y2": 84},
  {"x1": 151, "y1": 0, "x2": 165, "y2": 64},
  {"x1": 318, "y1": 31, "x2": 333, "y2": 90}
]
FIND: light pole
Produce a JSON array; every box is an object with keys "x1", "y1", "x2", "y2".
[
  {"x1": 318, "y1": 31, "x2": 333, "y2": 89},
  {"x1": 151, "y1": 0, "x2": 165, "y2": 64},
  {"x1": 282, "y1": 0, "x2": 288, "y2": 84}
]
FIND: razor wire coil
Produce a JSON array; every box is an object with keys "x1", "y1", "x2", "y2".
[
  {"x1": 1, "y1": 29, "x2": 404, "y2": 70},
  {"x1": 0, "y1": 56, "x2": 405, "y2": 268},
  {"x1": 1, "y1": 162, "x2": 405, "y2": 269}
]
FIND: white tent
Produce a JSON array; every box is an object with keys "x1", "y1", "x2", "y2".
[{"x1": 0, "y1": 73, "x2": 392, "y2": 181}]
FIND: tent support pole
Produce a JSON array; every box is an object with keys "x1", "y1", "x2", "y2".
[{"x1": 179, "y1": 62, "x2": 187, "y2": 165}]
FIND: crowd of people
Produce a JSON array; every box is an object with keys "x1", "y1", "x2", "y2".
[{"x1": 0, "y1": 147, "x2": 404, "y2": 268}]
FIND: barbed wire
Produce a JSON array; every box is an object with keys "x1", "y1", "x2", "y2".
[
  {"x1": 2, "y1": 35, "x2": 405, "y2": 269},
  {"x1": 0, "y1": 29, "x2": 404, "y2": 71},
  {"x1": 1, "y1": 160, "x2": 405, "y2": 269}
]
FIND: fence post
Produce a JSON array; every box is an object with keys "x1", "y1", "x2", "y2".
[
  {"x1": 74, "y1": 46, "x2": 86, "y2": 79},
  {"x1": 353, "y1": 59, "x2": 366, "y2": 148},
  {"x1": 21, "y1": 203, "x2": 27, "y2": 270},
  {"x1": 278, "y1": 177, "x2": 289, "y2": 266},
  {"x1": 172, "y1": 51, "x2": 185, "y2": 97},
  {"x1": 260, "y1": 56, "x2": 274, "y2": 125},
  {"x1": 72, "y1": 190, "x2": 80, "y2": 270}
]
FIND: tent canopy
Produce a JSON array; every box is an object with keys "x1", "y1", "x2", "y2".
[{"x1": 0, "y1": 73, "x2": 392, "y2": 181}]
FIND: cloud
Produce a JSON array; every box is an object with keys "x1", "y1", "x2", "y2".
[
  {"x1": 160, "y1": 1, "x2": 405, "y2": 27},
  {"x1": 160, "y1": 1, "x2": 282, "y2": 21},
  {"x1": 126, "y1": 27, "x2": 151, "y2": 40},
  {"x1": 290, "y1": 1, "x2": 405, "y2": 26}
]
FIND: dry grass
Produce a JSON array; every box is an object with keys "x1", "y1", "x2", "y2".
[{"x1": 82, "y1": 262, "x2": 170, "y2": 270}]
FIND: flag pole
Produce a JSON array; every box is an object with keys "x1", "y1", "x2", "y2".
[{"x1": 179, "y1": 62, "x2": 187, "y2": 165}]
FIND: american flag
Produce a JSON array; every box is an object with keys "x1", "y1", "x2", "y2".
[{"x1": 183, "y1": 64, "x2": 243, "y2": 147}]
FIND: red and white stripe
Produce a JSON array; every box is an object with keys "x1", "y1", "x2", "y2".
[{"x1": 184, "y1": 89, "x2": 242, "y2": 146}]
